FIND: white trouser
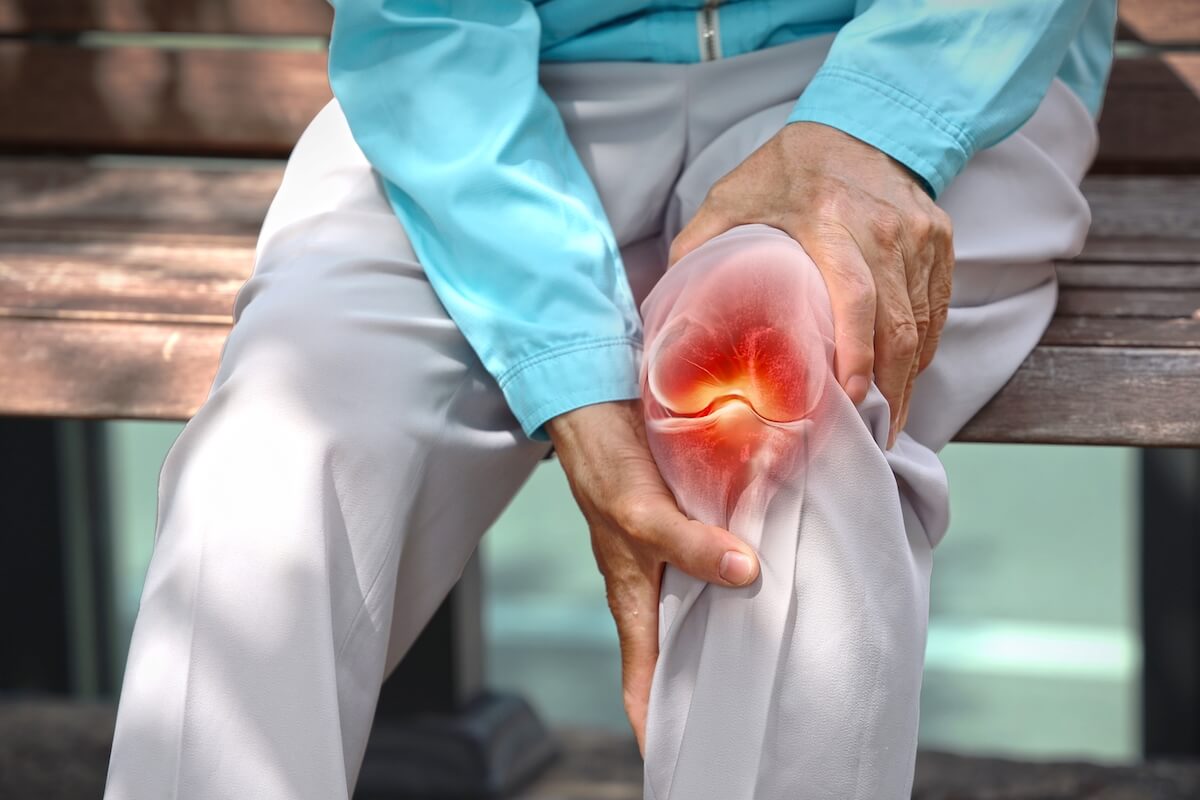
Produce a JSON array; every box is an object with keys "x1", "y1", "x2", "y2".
[{"x1": 104, "y1": 35, "x2": 1097, "y2": 799}]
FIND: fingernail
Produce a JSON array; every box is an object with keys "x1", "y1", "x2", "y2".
[
  {"x1": 845, "y1": 375, "x2": 870, "y2": 404},
  {"x1": 719, "y1": 551, "x2": 755, "y2": 586}
]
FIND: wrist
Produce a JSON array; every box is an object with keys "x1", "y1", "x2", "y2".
[{"x1": 546, "y1": 400, "x2": 642, "y2": 452}]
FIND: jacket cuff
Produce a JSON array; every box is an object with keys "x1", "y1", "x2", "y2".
[
  {"x1": 787, "y1": 65, "x2": 976, "y2": 198},
  {"x1": 498, "y1": 337, "x2": 643, "y2": 441}
]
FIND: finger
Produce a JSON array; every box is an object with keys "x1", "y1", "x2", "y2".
[
  {"x1": 627, "y1": 493, "x2": 760, "y2": 587},
  {"x1": 870, "y1": 252, "x2": 919, "y2": 449},
  {"x1": 801, "y1": 227, "x2": 877, "y2": 405},
  {"x1": 918, "y1": 227, "x2": 955, "y2": 374},
  {"x1": 668, "y1": 205, "x2": 734, "y2": 267},
  {"x1": 895, "y1": 344, "x2": 923, "y2": 444},
  {"x1": 896, "y1": 238, "x2": 935, "y2": 438},
  {"x1": 613, "y1": 565, "x2": 660, "y2": 756}
]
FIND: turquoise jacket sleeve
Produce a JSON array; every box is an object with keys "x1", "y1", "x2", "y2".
[
  {"x1": 327, "y1": 0, "x2": 642, "y2": 440},
  {"x1": 788, "y1": 0, "x2": 1112, "y2": 198}
]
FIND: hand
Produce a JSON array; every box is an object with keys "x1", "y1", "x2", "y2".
[
  {"x1": 546, "y1": 400, "x2": 760, "y2": 753},
  {"x1": 669, "y1": 121, "x2": 954, "y2": 448}
]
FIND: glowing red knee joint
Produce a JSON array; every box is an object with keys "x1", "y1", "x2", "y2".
[{"x1": 641, "y1": 225, "x2": 834, "y2": 527}]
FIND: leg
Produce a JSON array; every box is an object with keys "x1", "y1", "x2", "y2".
[
  {"x1": 641, "y1": 66, "x2": 1097, "y2": 797},
  {"x1": 641, "y1": 224, "x2": 938, "y2": 799},
  {"x1": 104, "y1": 100, "x2": 548, "y2": 800}
]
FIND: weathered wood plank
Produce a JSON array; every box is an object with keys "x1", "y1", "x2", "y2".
[
  {"x1": 1057, "y1": 264, "x2": 1200, "y2": 290},
  {"x1": 0, "y1": 43, "x2": 330, "y2": 156},
  {"x1": 2, "y1": 0, "x2": 1198, "y2": 45},
  {"x1": 1057, "y1": 288, "x2": 1200, "y2": 319},
  {"x1": 0, "y1": 42, "x2": 1196, "y2": 168},
  {"x1": 1094, "y1": 54, "x2": 1200, "y2": 173},
  {"x1": 0, "y1": 158, "x2": 283, "y2": 234},
  {"x1": 0, "y1": 0, "x2": 331, "y2": 36},
  {"x1": 1118, "y1": 0, "x2": 1200, "y2": 46},
  {"x1": 1042, "y1": 316, "x2": 1200, "y2": 349},
  {"x1": 3, "y1": 315, "x2": 1198, "y2": 447},
  {"x1": 0, "y1": 231, "x2": 251, "y2": 321},
  {"x1": 0, "y1": 317, "x2": 223, "y2": 420},
  {"x1": 957, "y1": 345, "x2": 1200, "y2": 447},
  {"x1": 1082, "y1": 176, "x2": 1200, "y2": 243},
  {"x1": 3, "y1": 225, "x2": 1199, "y2": 328},
  {"x1": 1, "y1": 161, "x2": 1197, "y2": 244}
]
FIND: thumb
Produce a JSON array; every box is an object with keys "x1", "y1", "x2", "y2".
[{"x1": 639, "y1": 496, "x2": 760, "y2": 587}]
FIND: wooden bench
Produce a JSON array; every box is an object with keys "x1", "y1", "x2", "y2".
[{"x1": 1, "y1": 0, "x2": 1198, "y2": 794}]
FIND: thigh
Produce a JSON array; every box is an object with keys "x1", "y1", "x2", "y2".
[{"x1": 243, "y1": 99, "x2": 552, "y2": 672}]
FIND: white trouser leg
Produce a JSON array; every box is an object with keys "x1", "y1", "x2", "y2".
[
  {"x1": 641, "y1": 66, "x2": 1097, "y2": 798},
  {"x1": 103, "y1": 103, "x2": 551, "y2": 799}
]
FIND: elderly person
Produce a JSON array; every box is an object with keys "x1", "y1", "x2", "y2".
[{"x1": 104, "y1": 2, "x2": 1116, "y2": 798}]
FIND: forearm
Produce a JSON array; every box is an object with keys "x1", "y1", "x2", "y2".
[{"x1": 328, "y1": 0, "x2": 644, "y2": 439}]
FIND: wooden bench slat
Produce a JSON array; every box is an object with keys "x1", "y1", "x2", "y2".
[
  {"x1": 1093, "y1": 54, "x2": 1200, "y2": 173},
  {"x1": 1117, "y1": 0, "x2": 1200, "y2": 46},
  {"x1": 1057, "y1": 263, "x2": 1200, "y2": 289},
  {"x1": 0, "y1": 43, "x2": 330, "y2": 157},
  {"x1": 0, "y1": 317, "x2": 223, "y2": 420},
  {"x1": 1042, "y1": 317, "x2": 1200, "y2": 349},
  {"x1": 0, "y1": 233, "x2": 250, "y2": 322},
  {"x1": 0, "y1": 158, "x2": 282, "y2": 234},
  {"x1": 1057, "y1": 288, "x2": 1200, "y2": 319},
  {"x1": 0, "y1": 0, "x2": 331, "y2": 36},
  {"x1": 5, "y1": 315, "x2": 1196, "y2": 448},
  {"x1": 957, "y1": 345, "x2": 1200, "y2": 447},
  {"x1": 5, "y1": 234, "x2": 1198, "y2": 328},
  {"x1": 2, "y1": 0, "x2": 1197, "y2": 45},
  {"x1": 1, "y1": 160, "x2": 1198, "y2": 239},
  {"x1": 0, "y1": 43, "x2": 1197, "y2": 167},
  {"x1": 5, "y1": 0, "x2": 1191, "y2": 44},
  {"x1": 1084, "y1": 176, "x2": 1200, "y2": 241}
]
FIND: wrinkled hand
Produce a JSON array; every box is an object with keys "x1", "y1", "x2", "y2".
[
  {"x1": 546, "y1": 401, "x2": 760, "y2": 754},
  {"x1": 669, "y1": 121, "x2": 954, "y2": 447}
]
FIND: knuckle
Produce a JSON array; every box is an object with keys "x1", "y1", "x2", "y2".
[
  {"x1": 837, "y1": 269, "x2": 877, "y2": 312},
  {"x1": 613, "y1": 494, "x2": 656, "y2": 538},
  {"x1": 932, "y1": 205, "x2": 954, "y2": 235},
  {"x1": 888, "y1": 319, "x2": 920, "y2": 359},
  {"x1": 814, "y1": 188, "x2": 851, "y2": 222},
  {"x1": 871, "y1": 212, "x2": 903, "y2": 243},
  {"x1": 907, "y1": 212, "x2": 934, "y2": 245}
]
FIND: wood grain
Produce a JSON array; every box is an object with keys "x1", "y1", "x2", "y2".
[
  {"x1": 1041, "y1": 317, "x2": 1200, "y2": 349},
  {"x1": 0, "y1": 158, "x2": 282, "y2": 235},
  {"x1": 2, "y1": 161, "x2": 1198, "y2": 239},
  {"x1": 0, "y1": 41, "x2": 1196, "y2": 169},
  {"x1": 0, "y1": 43, "x2": 331, "y2": 156},
  {"x1": 2, "y1": 0, "x2": 1198, "y2": 45},
  {"x1": 0, "y1": 0, "x2": 331, "y2": 36},
  {"x1": 957, "y1": 346, "x2": 1200, "y2": 447},
  {"x1": 1118, "y1": 0, "x2": 1200, "y2": 46},
  {"x1": 0, "y1": 317, "x2": 224, "y2": 420},
  {"x1": 1093, "y1": 55, "x2": 1200, "y2": 173},
  {"x1": 1057, "y1": 263, "x2": 1200, "y2": 290}
]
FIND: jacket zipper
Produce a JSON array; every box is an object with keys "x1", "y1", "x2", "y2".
[{"x1": 697, "y1": 0, "x2": 722, "y2": 61}]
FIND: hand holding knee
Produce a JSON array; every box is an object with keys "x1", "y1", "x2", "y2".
[
  {"x1": 545, "y1": 400, "x2": 760, "y2": 752},
  {"x1": 669, "y1": 121, "x2": 954, "y2": 448}
]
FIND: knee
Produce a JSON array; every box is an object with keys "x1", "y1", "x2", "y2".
[{"x1": 640, "y1": 224, "x2": 837, "y2": 524}]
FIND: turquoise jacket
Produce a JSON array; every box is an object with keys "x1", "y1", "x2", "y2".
[{"x1": 327, "y1": 1, "x2": 1117, "y2": 439}]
